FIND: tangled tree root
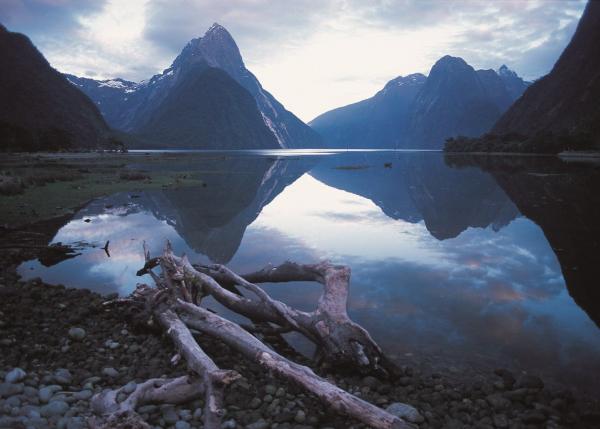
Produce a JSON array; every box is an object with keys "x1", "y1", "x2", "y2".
[{"x1": 90, "y1": 242, "x2": 416, "y2": 429}]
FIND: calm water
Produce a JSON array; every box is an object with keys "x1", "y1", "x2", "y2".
[{"x1": 19, "y1": 151, "x2": 600, "y2": 394}]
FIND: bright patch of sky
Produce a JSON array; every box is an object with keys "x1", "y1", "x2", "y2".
[{"x1": 0, "y1": 0, "x2": 587, "y2": 121}]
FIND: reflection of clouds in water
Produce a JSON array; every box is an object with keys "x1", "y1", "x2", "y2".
[
  {"x1": 489, "y1": 282, "x2": 525, "y2": 302},
  {"x1": 16, "y1": 165, "x2": 600, "y2": 392},
  {"x1": 345, "y1": 258, "x2": 600, "y2": 389},
  {"x1": 254, "y1": 175, "x2": 446, "y2": 264},
  {"x1": 240, "y1": 185, "x2": 600, "y2": 387},
  {"x1": 227, "y1": 226, "x2": 324, "y2": 313},
  {"x1": 23, "y1": 211, "x2": 199, "y2": 295}
]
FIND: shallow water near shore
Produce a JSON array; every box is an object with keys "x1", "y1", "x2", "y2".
[{"x1": 17, "y1": 150, "x2": 600, "y2": 396}]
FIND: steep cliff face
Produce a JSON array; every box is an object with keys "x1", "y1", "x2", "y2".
[
  {"x1": 492, "y1": 1, "x2": 600, "y2": 141},
  {"x1": 0, "y1": 25, "x2": 110, "y2": 151}
]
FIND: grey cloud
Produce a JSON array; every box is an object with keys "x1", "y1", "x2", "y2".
[
  {"x1": 142, "y1": 0, "x2": 334, "y2": 65},
  {"x1": 141, "y1": 0, "x2": 586, "y2": 81},
  {"x1": 0, "y1": 0, "x2": 589, "y2": 93},
  {"x1": 0, "y1": 0, "x2": 105, "y2": 36}
]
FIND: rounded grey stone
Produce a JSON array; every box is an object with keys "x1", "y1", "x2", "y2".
[
  {"x1": 40, "y1": 400, "x2": 69, "y2": 417},
  {"x1": 221, "y1": 419, "x2": 236, "y2": 429},
  {"x1": 245, "y1": 419, "x2": 269, "y2": 429},
  {"x1": 122, "y1": 381, "x2": 137, "y2": 394},
  {"x1": 39, "y1": 385, "x2": 62, "y2": 403},
  {"x1": 68, "y1": 327, "x2": 86, "y2": 341},
  {"x1": 74, "y1": 390, "x2": 93, "y2": 401},
  {"x1": 192, "y1": 408, "x2": 202, "y2": 420},
  {"x1": 162, "y1": 408, "x2": 178, "y2": 425},
  {"x1": 0, "y1": 382, "x2": 24, "y2": 398},
  {"x1": 5, "y1": 396, "x2": 21, "y2": 407},
  {"x1": 53, "y1": 369, "x2": 73, "y2": 385},
  {"x1": 248, "y1": 397, "x2": 262, "y2": 409},
  {"x1": 294, "y1": 410, "x2": 306, "y2": 423},
  {"x1": 5, "y1": 368, "x2": 26, "y2": 384},
  {"x1": 385, "y1": 402, "x2": 424, "y2": 424},
  {"x1": 101, "y1": 367, "x2": 119, "y2": 378},
  {"x1": 175, "y1": 421, "x2": 191, "y2": 429}
]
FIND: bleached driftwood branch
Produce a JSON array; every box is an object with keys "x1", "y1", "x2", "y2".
[{"x1": 91, "y1": 242, "x2": 415, "y2": 429}]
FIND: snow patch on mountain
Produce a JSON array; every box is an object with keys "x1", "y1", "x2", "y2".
[
  {"x1": 261, "y1": 112, "x2": 285, "y2": 148},
  {"x1": 98, "y1": 80, "x2": 128, "y2": 89}
]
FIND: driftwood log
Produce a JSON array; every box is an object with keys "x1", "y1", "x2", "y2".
[{"x1": 90, "y1": 242, "x2": 416, "y2": 429}]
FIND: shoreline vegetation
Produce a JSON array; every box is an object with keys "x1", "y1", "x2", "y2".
[
  {"x1": 443, "y1": 132, "x2": 599, "y2": 155},
  {"x1": 0, "y1": 152, "x2": 209, "y2": 228}
]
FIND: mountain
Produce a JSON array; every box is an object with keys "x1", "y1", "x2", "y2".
[
  {"x1": 408, "y1": 56, "x2": 524, "y2": 149},
  {"x1": 492, "y1": 1, "x2": 600, "y2": 143},
  {"x1": 310, "y1": 56, "x2": 527, "y2": 149},
  {"x1": 137, "y1": 67, "x2": 278, "y2": 149},
  {"x1": 0, "y1": 25, "x2": 110, "y2": 151},
  {"x1": 497, "y1": 64, "x2": 530, "y2": 101},
  {"x1": 68, "y1": 23, "x2": 321, "y2": 149},
  {"x1": 310, "y1": 152, "x2": 518, "y2": 240},
  {"x1": 309, "y1": 74, "x2": 426, "y2": 149},
  {"x1": 64, "y1": 75, "x2": 140, "y2": 129}
]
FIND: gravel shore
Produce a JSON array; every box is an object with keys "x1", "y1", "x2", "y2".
[{"x1": 1, "y1": 260, "x2": 600, "y2": 428}]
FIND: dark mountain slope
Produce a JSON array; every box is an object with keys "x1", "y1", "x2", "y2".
[
  {"x1": 493, "y1": 1, "x2": 600, "y2": 141},
  {"x1": 0, "y1": 25, "x2": 110, "y2": 151},
  {"x1": 138, "y1": 67, "x2": 278, "y2": 149},
  {"x1": 408, "y1": 56, "x2": 505, "y2": 148},
  {"x1": 166, "y1": 24, "x2": 321, "y2": 149},
  {"x1": 309, "y1": 74, "x2": 426, "y2": 149},
  {"x1": 497, "y1": 64, "x2": 530, "y2": 101},
  {"x1": 311, "y1": 57, "x2": 527, "y2": 149},
  {"x1": 65, "y1": 75, "x2": 140, "y2": 130}
]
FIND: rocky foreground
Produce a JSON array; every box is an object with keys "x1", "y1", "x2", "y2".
[{"x1": 0, "y1": 266, "x2": 599, "y2": 429}]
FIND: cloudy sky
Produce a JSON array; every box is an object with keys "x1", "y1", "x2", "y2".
[{"x1": 0, "y1": 0, "x2": 587, "y2": 121}]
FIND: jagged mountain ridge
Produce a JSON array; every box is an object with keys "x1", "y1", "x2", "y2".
[
  {"x1": 310, "y1": 57, "x2": 528, "y2": 149},
  {"x1": 0, "y1": 25, "x2": 110, "y2": 151},
  {"x1": 64, "y1": 75, "x2": 140, "y2": 130},
  {"x1": 68, "y1": 24, "x2": 321, "y2": 149}
]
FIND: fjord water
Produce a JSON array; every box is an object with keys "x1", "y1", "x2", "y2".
[{"x1": 18, "y1": 151, "x2": 600, "y2": 394}]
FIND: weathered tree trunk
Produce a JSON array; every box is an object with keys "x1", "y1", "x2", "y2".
[
  {"x1": 179, "y1": 300, "x2": 410, "y2": 429},
  {"x1": 91, "y1": 242, "x2": 416, "y2": 429},
  {"x1": 90, "y1": 376, "x2": 203, "y2": 428}
]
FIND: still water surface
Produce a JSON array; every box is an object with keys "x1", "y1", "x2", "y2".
[{"x1": 19, "y1": 151, "x2": 600, "y2": 393}]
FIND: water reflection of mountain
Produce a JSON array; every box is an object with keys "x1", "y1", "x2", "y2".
[
  {"x1": 143, "y1": 152, "x2": 520, "y2": 263},
  {"x1": 310, "y1": 152, "x2": 519, "y2": 239},
  {"x1": 445, "y1": 155, "x2": 600, "y2": 328},
  {"x1": 142, "y1": 157, "x2": 315, "y2": 263}
]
